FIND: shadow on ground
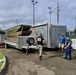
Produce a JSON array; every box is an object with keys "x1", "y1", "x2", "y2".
[{"x1": 43, "y1": 47, "x2": 59, "y2": 51}]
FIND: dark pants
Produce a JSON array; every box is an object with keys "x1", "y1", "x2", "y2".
[{"x1": 65, "y1": 46, "x2": 72, "y2": 57}]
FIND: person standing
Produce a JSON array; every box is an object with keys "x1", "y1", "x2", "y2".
[
  {"x1": 64, "y1": 36, "x2": 72, "y2": 60},
  {"x1": 36, "y1": 33, "x2": 46, "y2": 61},
  {"x1": 58, "y1": 33, "x2": 65, "y2": 53}
]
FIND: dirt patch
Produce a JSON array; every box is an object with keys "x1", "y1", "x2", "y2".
[{"x1": 0, "y1": 47, "x2": 76, "y2": 75}]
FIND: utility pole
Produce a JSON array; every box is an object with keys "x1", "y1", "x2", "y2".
[
  {"x1": 75, "y1": 17, "x2": 76, "y2": 29},
  {"x1": 48, "y1": 7, "x2": 53, "y2": 24},
  {"x1": 57, "y1": 2, "x2": 61, "y2": 23},
  {"x1": 3, "y1": 24, "x2": 5, "y2": 30},
  {"x1": 31, "y1": 0, "x2": 38, "y2": 27},
  {"x1": 74, "y1": 17, "x2": 76, "y2": 36}
]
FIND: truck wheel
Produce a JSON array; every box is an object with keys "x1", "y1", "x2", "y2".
[{"x1": 27, "y1": 37, "x2": 35, "y2": 45}]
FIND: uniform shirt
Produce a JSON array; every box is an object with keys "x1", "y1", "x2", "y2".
[
  {"x1": 65, "y1": 38, "x2": 72, "y2": 49},
  {"x1": 65, "y1": 39, "x2": 70, "y2": 46},
  {"x1": 36, "y1": 36, "x2": 44, "y2": 46},
  {"x1": 59, "y1": 36, "x2": 65, "y2": 44}
]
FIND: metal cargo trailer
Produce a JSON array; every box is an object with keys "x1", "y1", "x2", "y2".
[{"x1": 31, "y1": 23, "x2": 66, "y2": 48}]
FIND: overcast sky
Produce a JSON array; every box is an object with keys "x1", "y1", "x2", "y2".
[{"x1": 0, "y1": 0, "x2": 76, "y2": 30}]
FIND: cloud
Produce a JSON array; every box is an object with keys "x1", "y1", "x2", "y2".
[{"x1": 0, "y1": 0, "x2": 76, "y2": 30}]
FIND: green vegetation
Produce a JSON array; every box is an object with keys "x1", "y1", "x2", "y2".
[
  {"x1": 0, "y1": 62, "x2": 3, "y2": 68},
  {"x1": 0, "y1": 30, "x2": 5, "y2": 34},
  {"x1": 0, "y1": 52, "x2": 4, "y2": 59},
  {"x1": 70, "y1": 36, "x2": 76, "y2": 39},
  {"x1": 0, "y1": 52, "x2": 4, "y2": 68}
]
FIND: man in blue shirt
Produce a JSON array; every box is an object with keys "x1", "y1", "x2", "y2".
[{"x1": 58, "y1": 33, "x2": 65, "y2": 53}]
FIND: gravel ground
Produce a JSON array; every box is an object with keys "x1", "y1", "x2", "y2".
[{"x1": 0, "y1": 47, "x2": 76, "y2": 75}]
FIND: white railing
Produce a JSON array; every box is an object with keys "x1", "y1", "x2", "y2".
[{"x1": 71, "y1": 39, "x2": 76, "y2": 49}]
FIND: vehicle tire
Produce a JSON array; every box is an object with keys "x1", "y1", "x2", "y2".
[{"x1": 27, "y1": 37, "x2": 35, "y2": 45}]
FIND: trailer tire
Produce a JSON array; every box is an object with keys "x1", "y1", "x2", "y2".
[{"x1": 27, "y1": 37, "x2": 35, "y2": 45}]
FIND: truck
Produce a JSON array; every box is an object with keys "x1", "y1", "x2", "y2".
[{"x1": 31, "y1": 23, "x2": 66, "y2": 48}]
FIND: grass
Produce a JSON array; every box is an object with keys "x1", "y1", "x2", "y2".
[
  {"x1": 0, "y1": 52, "x2": 4, "y2": 59},
  {"x1": 0, "y1": 62, "x2": 3, "y2": 68},
  {"x1": 0, "y1": 52, "x2": 4, "y2": 68}
]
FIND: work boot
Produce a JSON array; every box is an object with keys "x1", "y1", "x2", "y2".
[
  {"x1": 64, "y1": 56, "x2": 67, "y2": 59},
  {"x1": 68, "y1": 56, "x2": 72, "y2": 60},
  {"x1": 39, "y1": 56, "x2": 42, "y2": 61}
]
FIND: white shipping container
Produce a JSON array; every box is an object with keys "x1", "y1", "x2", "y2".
[{"x1": 31, "y1": 23, "x2": 66, "y2": 48}]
